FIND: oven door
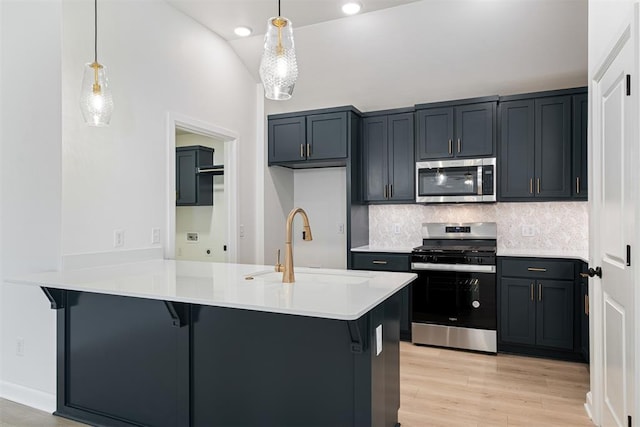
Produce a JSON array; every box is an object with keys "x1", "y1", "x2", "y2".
[{"x1": 412, "y1": 269, "x2": 496, "y2": 330}]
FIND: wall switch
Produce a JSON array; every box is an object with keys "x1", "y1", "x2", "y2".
[
  {"x1": 338, "y1": 223, "x2": 345, "y2": 234},
  {"x1": 239, "y1": 224, "x2": 245, "y2": 238},
  {"x1": 393, "y1": 223, "x2": 401, "y2": 235},
  {"x1": 521, "y1": 225, "x2": 536, "y2": 237},
  {"x1": 151, "y1": 228, "x2": 160, "y2": 244},
  {"x1": 16, "y1": 337, "x2": 24, "y2": 357},
  {"x1": 113, "y1": 229, "x2": 124, "y2": 247},
  {"x1": 186, "y1": 232, "x2": 199, "y2": 242}
]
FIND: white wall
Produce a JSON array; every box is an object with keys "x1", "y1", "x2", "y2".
[
  {"x1": 175, "y1": 133, "x2": 227, "y2": 262},
  {"x1": 61, "y1": 0, "x2": 258, "y2": 264},
  {"x1": 0, "y1": 0, "x2": 63, "y2": 411},
  {"x1": 292, "y1": 168, "x2": 347, "y2": 269}
]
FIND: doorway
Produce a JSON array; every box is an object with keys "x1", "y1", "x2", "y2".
[{"x1": 166, "y1": 113, "x2": 238, "y2": 263}]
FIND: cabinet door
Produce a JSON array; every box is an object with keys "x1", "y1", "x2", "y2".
[
  {"x1": 534, "y1": 96, "x2": 572, "y2": 198},
  {"x1": 500, "y1": 277, "x2": 536, "y2": 346},
  {"x1": 536, "y1": 280, "x2": 574, "y2": 350},
  {"x1": 268, "y1": 116, "x2": 306, "y2": 164},
  {"x1": 572, "y1": 93, "x2": 588, "y2": 200},
  {"x1": 362, "y1": 116, "x2": 389, "y2": 202},
  {"x1": 499, "y1": 100, "x2": 535, "y2": 199},
  {"x1": 416, "y1": 107, "x2": 454, "y2": 160},
  {"x1": 455, "y1": 102, "x2": 495, "y2": 158},
  {"x1": 307, "y1": 112, "x2": 347, "y2": 160},
  {"x1": 388, "y1": 113, "x2": 415, "y2": 202},
  {"x1": 176, "y1": 149, "x2": 197, "y2": 205}
]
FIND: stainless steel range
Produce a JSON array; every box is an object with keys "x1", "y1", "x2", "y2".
[{"x1": 411, "y1": 222, "x2": 497, "y2": 353}]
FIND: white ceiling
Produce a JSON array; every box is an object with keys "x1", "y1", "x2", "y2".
[
  {"x1": 168, "y1": 0, "x2": 588, "y2": 114},
  {"x1": 166, "y1": 0, "x2": 420, "y2": 41}
]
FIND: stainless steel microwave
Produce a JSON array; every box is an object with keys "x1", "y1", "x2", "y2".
[{"x1": 415, "y1": 158, "x2": 496, "y2": 203}]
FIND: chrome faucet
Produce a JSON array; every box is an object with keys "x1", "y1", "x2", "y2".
[{"x1": 275, "y1": 207, "x2": 313, "y2": 283}]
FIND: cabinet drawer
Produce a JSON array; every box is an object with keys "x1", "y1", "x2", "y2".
[
  {"x1": 500, "y1": 258, "x2": 575, "y2": 280},
  {"x1": 352, "y1": 253, "x2": 410, "y2": 272}
]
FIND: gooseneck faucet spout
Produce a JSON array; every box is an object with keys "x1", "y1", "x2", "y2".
[{"x1": 275, "y1": 207, "x2": 313, "y2": 283}]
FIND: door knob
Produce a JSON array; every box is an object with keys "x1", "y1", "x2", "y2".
[{"x1": 580, "y1": 267, "x2": 602, "y2": 278}]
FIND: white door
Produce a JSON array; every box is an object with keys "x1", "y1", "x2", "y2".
[{"x1": 591, "y1": 13, "x2": 636, "y2": 427}]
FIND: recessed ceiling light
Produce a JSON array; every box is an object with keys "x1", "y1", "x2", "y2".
[
  {"x1": 342, "y1": 1, "x2": 362, "y2": 15},
  {"x1": 234, "y1": 26, "x2": 253, "y2": 37}
]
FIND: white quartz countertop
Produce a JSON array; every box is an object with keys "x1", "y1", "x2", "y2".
[
  {"x1": 498, "y1": 249, "x2": 588, "y2": 263},
  {"x1": 351, "y1": 245, "x2": 414, "y2": 254},
  {"x1": 7, "y1": 260, "x2": 416, "y2": 321}
]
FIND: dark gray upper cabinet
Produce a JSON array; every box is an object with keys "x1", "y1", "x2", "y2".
[
  {"x1": 535, "y1": 96, "x2": 572, "y2": 198},
  {"x1": 363, "y1": 111, "x2": 414, "y2": 203},
  {"x1": 268, "y1": 108, "x2": 357, "y2": 167},
  {"x1": 416, "y1": 98, "x2": 497, "y2": 160},
  {"x1": 176, "y1": 146, "x2": 213, "y2": 206},
  {"x1": 499, "y1": 87, "x2": 587, "y2": 202},
  {"x1": 268, "y1": 116, "x2": 306, "y2": 163},
  {"x1": 499, "y1": 100, "x2": 535, "y2": 198},
  {"x1": 573, "y1": 93, "x2": 588, "y2": 200}
]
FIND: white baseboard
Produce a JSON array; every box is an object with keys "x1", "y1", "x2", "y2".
[
  {"x1": 62, "y1": 247, "x2": 163, "y2": 271},
  {"x1": 0, "y1": 380, "x2": 55, "y2": 413},
  {"x1": 584, "y1": 391, "x2": 594, "y2": 424}
]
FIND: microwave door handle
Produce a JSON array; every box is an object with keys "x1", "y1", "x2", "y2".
[{"x1": 477, "y1": 166, "x2": 483, "y2": 195}]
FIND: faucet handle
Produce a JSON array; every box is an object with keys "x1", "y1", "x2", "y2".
[{"x1": 275, "y1": 249, "x2": 284, "y2": 272}]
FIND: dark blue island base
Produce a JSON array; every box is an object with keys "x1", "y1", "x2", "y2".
[{"x1": 43, "y1": 288, "x2": 402, "y2": 427}]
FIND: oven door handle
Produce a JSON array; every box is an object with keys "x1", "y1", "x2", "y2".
[{"x1": 411, "y1": 263, "x2": 496, "y2": 274}]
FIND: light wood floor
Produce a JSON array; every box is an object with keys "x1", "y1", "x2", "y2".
[
  {"x1": 0, "y1": 342, "x2": 592, "y2": 426},
  {"x1": 398, "y1": 342, "x2": 592, "y2": 426}
]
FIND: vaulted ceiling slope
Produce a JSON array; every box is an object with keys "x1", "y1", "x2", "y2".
[{"x1": 173, "y1": 0, "x2": 588, "y2": 114}]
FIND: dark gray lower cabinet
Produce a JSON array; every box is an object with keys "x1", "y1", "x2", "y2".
[
  {"x1": 352, "y1": 252, "x2": 412, "y2": 341},
  {"x1": 48, "y1": 290, "x2": 401, "y2": 427},
  {"x1": 498, "y1": 257, "x2": 584, "y2": 361}
]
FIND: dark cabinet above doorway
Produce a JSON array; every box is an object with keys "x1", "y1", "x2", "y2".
[{"x1": 176, "y1": 145, "x2": 222, "y2": 206}]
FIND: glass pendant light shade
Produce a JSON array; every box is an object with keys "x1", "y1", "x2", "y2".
[
  {"x1": 80, "y1": 62, "x2": 114, "y2": 126},
  {"x1": 259, "y1": 17, "x2": 298, "y2": 100}
]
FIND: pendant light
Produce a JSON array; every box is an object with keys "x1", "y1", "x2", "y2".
[
  {"x1": 259, "y1": 0, "x2": 298, "y2": 100},
  {"x1": 79, "y1": 0, "x2": 113, "y2": 126}
]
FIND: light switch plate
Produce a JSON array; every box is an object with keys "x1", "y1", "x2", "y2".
[{"x1": 376, "y1": 324, "x2": 383, "y2": 356}]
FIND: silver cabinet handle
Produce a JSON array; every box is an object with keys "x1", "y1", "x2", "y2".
[
  {"x1": 307, "y1": 143, "x2": 311, "y2": 157},
  {"x1": 538, "y1": 283, "x2": 542, "y2": 301},
  {"x1": 576, "y1": 177, "x2": 580, "y2": 194},
  {"x1": 372, "y1": 260, "x2": 388, "y2": 265},
  {"x1": 530, "y1": 283, "x2": 534, "y2": 301},
  {"x1": 457, "y1": 138, "x2": 461, "y2": 153},
  {"x1": 300, "y1": 144, "x2": 304, "y2": 158},
  {"x1": 448, "y1": 139, "x2": 452, "y2": 154},
  {"x1": 527, "y1": 267, "x2": 547, "y2": 272},
  {"x1": 389, "y1": 184, "x2": 393, "y2": 199}
]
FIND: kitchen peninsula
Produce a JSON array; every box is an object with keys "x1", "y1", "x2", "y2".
[{"x1": 9, "y1": 260, "x2": 416, "y2": 427}]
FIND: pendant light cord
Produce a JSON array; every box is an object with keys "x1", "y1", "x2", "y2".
[
  {"x1": 278, "y1": 0, "x2": 281, "y2": 17},
  {"x1": 94, "y1": 0, "x2": 98, "y2": 63}
]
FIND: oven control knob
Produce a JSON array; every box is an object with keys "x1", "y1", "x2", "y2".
[{"x1": 472, "y1": 300, "x2": 480, "y2": 309}]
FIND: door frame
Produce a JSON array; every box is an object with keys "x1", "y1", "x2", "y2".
[
  {"x1": 165, "y1": 112, "x2": 239, "y2": 263},
  {"x1": 588, "y1": 5, "x2": 640, "y2": 424}
]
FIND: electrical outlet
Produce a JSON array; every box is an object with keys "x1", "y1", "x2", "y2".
[
  {"x1": 338, "y1": 223, "x2": 345, "y2": 234},
  {"x1": 151, "y1": 228, "x2": 160, "y2": 244},
  {"x1": 113, "y1": 229, "x2": 124, "y2": 247},
  {"x1": 393, "y1": 223, "x2": 401, "y2": 235},
  {"x1": 16, "y1": 338, "x2": 24, "y2": 357},
  {"x1": 521, "y1": 225, "x2": 536, "y2": 237},
  {"x1": 186, "y1": 232, "x2": 199, "y2": 242},
  {"x1": 239, "y1": 224, "x2": 245, "y2": 238}
]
